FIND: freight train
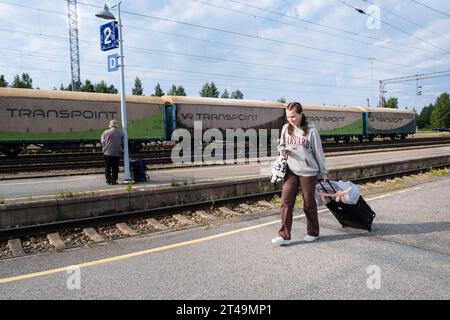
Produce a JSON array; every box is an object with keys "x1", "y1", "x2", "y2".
[{"x1": 0, "y1": 88, "x2": 416, "y2": 157}]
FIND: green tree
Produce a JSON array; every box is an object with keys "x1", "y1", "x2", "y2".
[
  {"x1": 108, "y1": 84, "x2": 118, "y2": 94},
  {"x1": 59, "y1": 83, "x2": 73, "y2": 91},
  {"x1": 167, "y1": 85, "x2": 177, "y2": 95},
  {"x1": 277, "y1": 97, "x2": 286, "y2": 103},
  {"x1": 151, "y1": 83, "x2": 165, "y2": 97},
  {"x1": 80, "y1": 79, "x2": 95, "y2": 92},
  {"x1": 175, "y1": 85, "x2": 186, "y2": 96},
  {"x1": 221, "y1": 89, "x2": 230, "y2": 99},
  {"x1": 11, "y1": 73, "x2": 33, "y2": 89},
  {"x1": 199, "y1": 81, "x2": 219, "y2": 98},
  {"x1": 385, "y1": 97, "x2": 398, "y2": 109},
  {"x1": 167, "y1": 84, "x2": 186, "y2": 96},
  {"x1": 231, "y1": 90, "x2": 243, "y2": 99},
  {"x1": 417, "y1": 103, "x2": 434, "y2": 129},
  {"x1": 0, "y1": 75, "x2": 8, "y2": 87},
  {"x1": 94, "y1": 80, "x2": 118, "y2": 94},
  {"x1": 94, "y1": 81, "x2": 108, "y2": 93},
  {"x1": 132, "y1": 77, "x2": 144, "y2": 96},
  {"x1": 412, "y1": 107, "x2": 418, "y2": 126},
  {"x1": 430, "y1": 92, "x2": 450, "y2": 128}
]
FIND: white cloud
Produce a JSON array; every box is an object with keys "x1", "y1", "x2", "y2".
[{"x1": 295, "y1": 0, "x2": 329, "y2": 19}]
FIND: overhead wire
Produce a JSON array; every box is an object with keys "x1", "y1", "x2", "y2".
[
  {"x1": 0, "y1": 27, "x2": 375, "y2": 85},
  {"x1": 1, "y1": 0, "x2": 448, "y2": 102},
  {"x1": 194, "y1": 0, "x2": 448, "y2": 61},
  {"x1": 361, "y1": 0, "x2": 450, "y2": 42},
  {"x1": 336, "y1": 0, "x2": 450, "y2": 55},
  {"x1": 0, "y1": 0, "x2": 445, "y2": 75},
  {"x1": 225, "y1": 0, "x2": 448, "y2": 56},
  {"x1": 0, "y1": 59, "x2": 369, "y2": 99},
  {"x1": 0, "y1": 46, "x2": 375, "y2": 91},
  {"x1": 409, "y1": 0, "x2": 450, "y2": 18},
  {"x1": 76, "y1": 1, "x2": 430, "y2": 63}
]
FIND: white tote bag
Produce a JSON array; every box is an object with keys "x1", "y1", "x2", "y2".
[{"x1": 271, "y1": 155, "x2": 288, "y2": 183}]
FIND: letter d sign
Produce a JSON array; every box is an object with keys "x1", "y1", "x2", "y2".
[{"x1": 108, "y1": 54, "x2": 119, "y2": 72}]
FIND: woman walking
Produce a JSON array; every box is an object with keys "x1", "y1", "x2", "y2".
[{"x1": 272, "y1": 102, "x2": 328, "y2": 245}]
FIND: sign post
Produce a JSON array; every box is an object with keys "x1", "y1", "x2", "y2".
[{"x1": 96, "y1": 2, "x2": 132, "y2": 183}]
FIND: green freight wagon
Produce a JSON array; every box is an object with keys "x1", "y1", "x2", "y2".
[{"x1": 0, "y1": 88, "x2": 167, "y2": 156}]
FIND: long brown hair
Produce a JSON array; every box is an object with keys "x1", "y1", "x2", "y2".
[{"x1": 286, "y1": 102, "x2": 308, "y2": 136}]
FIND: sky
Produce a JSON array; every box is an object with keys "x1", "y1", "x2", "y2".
[{"x1": 0, "y1": 0, "x2": 449, "y2": 113}]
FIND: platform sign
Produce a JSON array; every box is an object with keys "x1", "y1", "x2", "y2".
[
  {"x1": 107, "y1": 54, "x2": 119, "y2": 72},
  {"x1": 100, "y1": 21, "x2": 119, "y2": 51}
]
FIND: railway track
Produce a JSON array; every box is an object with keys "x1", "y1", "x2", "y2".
[
  {"x1": 0, "y1": 166, "x2": 448, "y2": 259},
  {"x1": 1, "y1": 137, "x2": 450, "y2": 175}
]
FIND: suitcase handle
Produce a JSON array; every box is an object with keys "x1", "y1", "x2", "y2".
[{"x1": 318, "y1": 180, "x2": 338, "y2": 194}]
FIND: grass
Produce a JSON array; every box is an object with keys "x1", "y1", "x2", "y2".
[
  {"x1": 171, "y1": 178, "x2": 194, "y2": 187},
  {"x1": 414, "y1": 131, "x2": 450, "y2": 138},
  {"x1": 271, "y1": 195, "x2": 281, "y2": 208},
  {"x1": 171, "y1": 178, "x2": 181, "y2": 187},
  {"x1": 294, "y1": 194, "x2": 304, "y2": 209},
  {"x1": 55, "y1": 192, "x2": 76, "y2": 199},
  {"x1": 429, "y1": 167, "x2": 450, "y2": 177},
  {"x1": 54, "y1": 191, "x2": 99, "y2": 200}
]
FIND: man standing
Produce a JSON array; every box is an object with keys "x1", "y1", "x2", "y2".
[{"x1": 101, "y1": 120, "x2": 123, "y2": 185}]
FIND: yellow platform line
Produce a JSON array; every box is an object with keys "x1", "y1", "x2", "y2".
[{"x1": 0, "y1": 213, "x2": 309, "y2": 285}]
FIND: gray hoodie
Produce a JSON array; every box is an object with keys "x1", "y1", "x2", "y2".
[{"x1": 278, "y1": 122, "x2": 328, "y2": 179}]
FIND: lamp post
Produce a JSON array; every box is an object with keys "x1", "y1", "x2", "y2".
[
  {"x1": 96, "y1": 2, "x2": 132, "y2": 182},
  {"x1": 368, "y1": 58, "x2": 375, "y2": 107}
]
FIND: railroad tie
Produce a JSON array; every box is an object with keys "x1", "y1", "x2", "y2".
[
  {"x1": 239, "y1": 203, "x2": 257, "y2": 212},
  {"x1": 173, "y1": 214, "x2": 195, "y2": 225},
  {"x1": 47, "y1": 233, "x2": 65, "y2": 251},
  {"x1": 146, "y1": 218, "x2": 168, "y2": 230},
  {"x1": 7, "y1": 239, "x2": 25, "y2": 257},
  {"x1": 195, "y1": 210, "x2": 216, "y2": 221},
  {"x1": 257, "y1": 200, "x2": 276, "y2": 208},
  {"x1": 83, "y1": 228, "x2": 105, "y2": 243},
  {"x1": 218, "y1": 207, "x2": 241, "y2": 216},
  {"x1": 116, "y1": 223, "x2": 138, "y2": 236}
]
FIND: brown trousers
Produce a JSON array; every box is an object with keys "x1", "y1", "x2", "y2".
[{"x1": 279, "y1": 169, "x2": 319, "y2": 240}]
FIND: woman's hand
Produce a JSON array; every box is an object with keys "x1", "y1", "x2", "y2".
[{"x1": 282, "y1": 149, "x2": 293, "y2": 157}]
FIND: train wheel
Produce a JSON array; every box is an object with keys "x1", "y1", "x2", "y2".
[
  {"x1": 390, "y1": 134, "x2": 396, "y2": 141},
  {"x1": 334, "y1": 137, "x2": 340, "y2": 144},
  {"x1": 358, "y1": 136, "x2": 364, "y2": 142},
  {"x1": 400, "y1": 134, "x2": 407, "y2": 140},
  {"x1": 344, "y1": 136, "x2": 350, "y2": 143},
  {"x1": 1, "y1": 144, "x2": 23, "y2": 157},
  {"x1": 368, "y1": 135, "x2": 374, "y2": 142}
]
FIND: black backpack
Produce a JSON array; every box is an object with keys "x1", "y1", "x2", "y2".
[{"x1": 130, "y1": 159, "x2": 149, "y2": 183}]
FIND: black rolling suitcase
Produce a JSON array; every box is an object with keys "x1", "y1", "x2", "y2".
[
  {"x1": 319, "y1": 181, "x2": 376, "y2": 231},
  {"x1": 130, "y1": 159, "x2": 149, "y2": 183}
]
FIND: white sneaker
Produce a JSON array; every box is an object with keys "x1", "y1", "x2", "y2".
[
  {"x1": 271, "y1": 236, "x2": 291, "y2": 246},
  {"x1": 303, "y1": 235, "x2": 320, "y2": 242}
]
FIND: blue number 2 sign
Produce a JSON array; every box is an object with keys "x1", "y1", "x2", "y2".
[{"x1": 100, "y1": 21, "x2": 119, "y2": 51}]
